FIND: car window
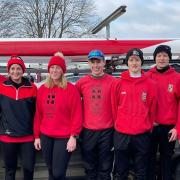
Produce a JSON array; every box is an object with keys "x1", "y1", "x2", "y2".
[{"x1": 35, "y1": 72, "x2": 120, "y2": 88}]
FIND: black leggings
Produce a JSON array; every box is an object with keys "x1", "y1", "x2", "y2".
[
  {"x1": 40, "y1": 134, "x2": 72, "y2": 180},
  {"x1": 1, "y1": 141, "x2": 35, "y2": 180}
]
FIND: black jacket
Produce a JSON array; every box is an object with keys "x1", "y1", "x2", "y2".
[{"x1": 0, "y1": 78, "x2": 37, "y2": 137}]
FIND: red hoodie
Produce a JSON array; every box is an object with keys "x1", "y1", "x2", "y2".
[
  {"x1": 76, "y1": 74, "x2": 116, "y2": 130},
  {"x1": 147, "y1": 67, "x2": 180, "y2": 126},
  {"x1": 112, "y1": 70, "x2": 157, "y2": 135},
  {"x1": 34, "y1": 82, "x2": 83, "y2": 138}
]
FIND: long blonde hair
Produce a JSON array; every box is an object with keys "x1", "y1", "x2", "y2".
[{"x1": 45, "y1": 74, "x2": 67, "y2": 89}]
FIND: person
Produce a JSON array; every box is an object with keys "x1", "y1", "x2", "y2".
[
  {"x1": 34, "y1": 52, "x2": 83, "y2": 180},
  {"x1": 0, "y1": 74, "x2": 7, "y2": 83},
  {"x1": 0, "y1": 56, "x2": 37, "y2": 180},
  {"x1": 111, "y1": 48, "x2": 157, "y2": 180},
  {"x1": 76, "y1": 50, "x2": 115, "y2": 180},
  {"x1": 147, "y1": 45, "x2": 180, "y2": 180}
]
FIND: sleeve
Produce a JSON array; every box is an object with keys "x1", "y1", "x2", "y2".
[
  {"x1": 0, "y1": 85, "x2": 2, "y2": 117},
  {"x1": 33, "y1": 86, "x2": 43, "y2": 139},
  {"x1": 111, "y1": 79, "x2": 121, "y2": 122},
  {"x1": 31, "y1": 84, "x2": 38, "y2": 117},
  {"x1": 175, "y1": 75, "x2": 180, "y2": 138},
  {"x1": 175, "y1": 74, "x2": 180, "y2": 98},
  {"x1": 68, "y1": 84, "x2": 83, "y2": 136},
  {"x1": 149, "y1": 81, "x2": 158, "y2": 129},
  {"x1": 176, "y1": 103, "x2": 180, "y2": 139},
  {"x1": 75, "y1": 79, "x2": 82, "y2": 96}
]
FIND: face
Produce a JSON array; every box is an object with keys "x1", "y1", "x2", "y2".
[
  {"x1": 128, "y1": 56, "x2": 142, "y2": 74},
  {"x1": 88, "y1": 59, "x2": 105, "y2": 76},
  {"x1": 49, "y1": 65, "x2": 63, "y2": 82},
  {"x1": 9, "y1": 64, "x2": 23, "y2": 83},
  {"x1": 155, "y1": 52, "x2": 169, "y2": 69}
]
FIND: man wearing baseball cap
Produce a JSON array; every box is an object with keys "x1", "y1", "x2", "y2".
[
  {"x1": 147, "y1": 45, "x2": 180, "y2": 180},
  {"x1": 76, "y1": 50, "x2": 115, "y2": 180},
  {"x1": 112, "y1": 48, "x2": 157, "y2": 180}
]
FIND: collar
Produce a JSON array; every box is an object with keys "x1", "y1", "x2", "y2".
[
  {"x1": 156, "y1": 65, "x2": 170, "y2": 73},
  {"x1": 3, "y1": 77, "x2": 32, "y2": 87}
]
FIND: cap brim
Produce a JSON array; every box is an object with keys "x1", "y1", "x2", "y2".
[{"x1": 88, "y1": 56, "x2": 104, "y2": 60}]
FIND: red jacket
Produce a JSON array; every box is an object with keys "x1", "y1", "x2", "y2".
[
  {"x1": 76, "y1": 74, "x2": 115, "y2": 130},
  {"x1": 112, "y1": 70, "x2": 157, "y2": 135},
  {"x1": 34, "y1": 82, "x2": 83, "y2": 138},
  {"x1": 147, "y1": 67, "x2": 180, "y2": 126},
  {"x1": 0, "y1": 75, "x2": 7, "y2": 83}
]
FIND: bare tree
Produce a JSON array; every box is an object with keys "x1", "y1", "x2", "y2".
[
  {"x1": 0, "y1": 1, "x2": 18, "y2": 37},
  {"x1": 16, "y1": 0, "x2": 98, "y2": 38}
]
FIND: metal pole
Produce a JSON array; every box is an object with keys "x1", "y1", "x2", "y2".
[{"x1": 106, "y1": 24, "x2": 110, "y2": 39}]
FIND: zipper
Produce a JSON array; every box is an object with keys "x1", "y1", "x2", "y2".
[
  {"x1": 4, "y1": 84, "x2": 31, "y2": 100},
  {"x1": 16, "y1": 89, "x2": 18, "y2": 100},
  {"x1": 16, "y1": 85, "x2": 31, "y2": 100},
  {"x1": 2, "y1": 81, "x2": 32, "y2": 134}
]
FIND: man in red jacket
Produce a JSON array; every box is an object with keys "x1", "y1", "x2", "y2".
[
  {"x1": 112, "y1": 48, "x2": 157, "y2": 180},
  {"x1": 147, "y1": 45, "x2": 180, "y2": 180},
  {"x1": 76, "y1": 50, "x2": 115, "y2": 180}
]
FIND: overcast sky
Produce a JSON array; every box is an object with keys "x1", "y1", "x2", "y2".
[{"x1": 93, "y1": 0, "x2": 180, "y2": 39}]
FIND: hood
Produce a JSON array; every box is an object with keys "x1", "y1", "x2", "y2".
[
  {"x1": 121, "y1": 70, "x2": 148, "y2": 83},
  {"x1": 148, "y1": 66, "x2": 175, "y2": 75}
]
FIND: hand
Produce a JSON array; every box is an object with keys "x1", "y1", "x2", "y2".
[
  {"x1": 66, "y1": 136, "x2": 77, "y2": 152},
  {"x1": 153, "y1": 122, "x2": 159, "y2": 126},
  {"x1": 169, "y1": 128, "x2": 177, "y2": 142},
  {"x1": 34, "y1": 138, "x2": 41, "y2": 150}
]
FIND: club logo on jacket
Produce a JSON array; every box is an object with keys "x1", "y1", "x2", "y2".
[
  {"x1": 47, "y1": 93, "x2": 56, "y2": 104},
  {"x1": 90, "y1": 85, "x2": 103, "y2": 115},
  {"x1": 168, "y1": 84, "x2": 173, "y2": 93},
  {"x1": 121, "y1": 91, "x2": 126, "y2": 95},
  {"x1": 45, "y1": 91, "x2": 57, "y2": 119},
  {"x1": 141, "y1": 92, "x2": 147, "y2": 102},
  {"x1": 91, "y1": 88, "x2": 101, "y2": 100}
]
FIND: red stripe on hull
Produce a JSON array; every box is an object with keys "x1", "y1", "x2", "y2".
[{"x1": 0, "y1": 39, "x2": 172, "y2": 56}]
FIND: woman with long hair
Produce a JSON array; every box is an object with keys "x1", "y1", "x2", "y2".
[{"x1": 34, "y1": 52, "x2": 83, "y2": 180}]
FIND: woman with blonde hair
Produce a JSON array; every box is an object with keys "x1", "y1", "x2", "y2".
[{"x1": 34, "y1": 52, "x2": 83, "y2": 180}]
